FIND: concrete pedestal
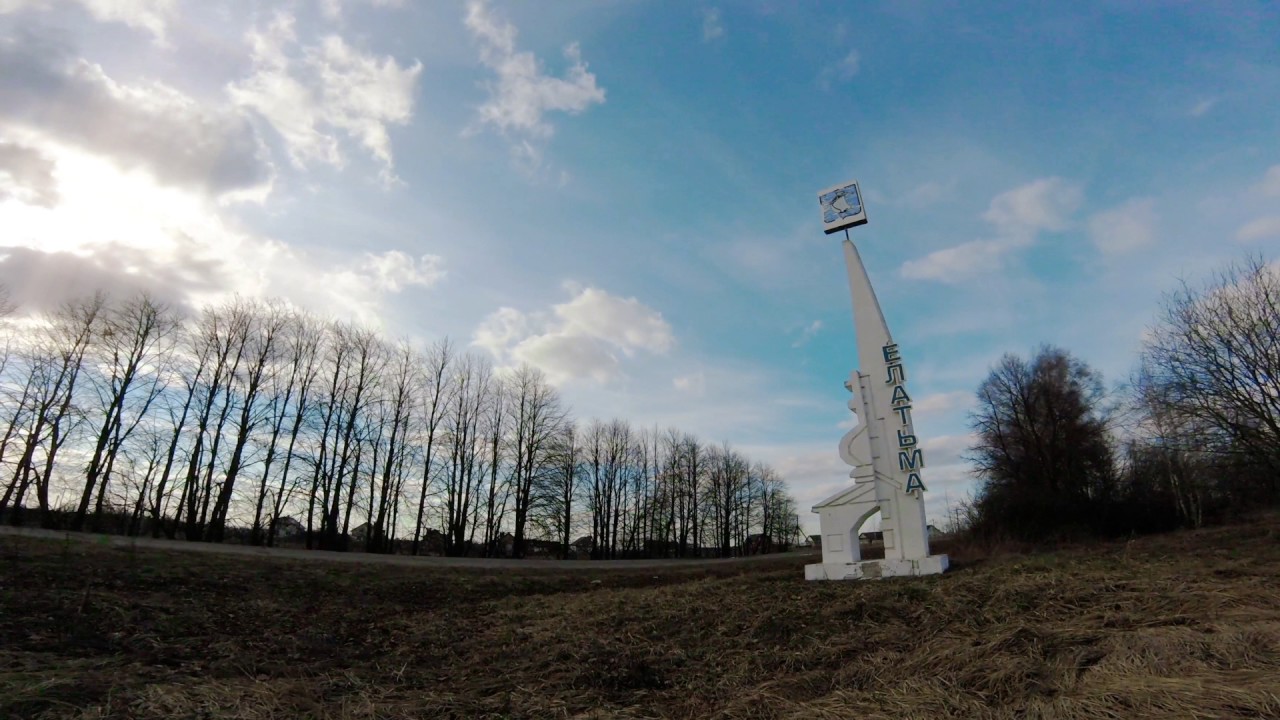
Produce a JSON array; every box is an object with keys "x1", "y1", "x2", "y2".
[{"x1": 805, "y1": 554, "x2": 949, "y2": 581}]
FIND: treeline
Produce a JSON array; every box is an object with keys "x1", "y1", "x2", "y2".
[
  {"x1": 959, "y1": 255, "x2": 1280, "y2": 543},
  {"x1": 0, "y1": 293, "x2": 802, "y2": 558}
]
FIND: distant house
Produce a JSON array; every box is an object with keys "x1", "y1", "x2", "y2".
[
  {"x1": 809, "y1": 534, "x2": 822, "y2": 548},
  {"x1": 272, "y1": 516, "x2": 305, "y2": 541},
  {"x1": 643, "y1": 539, "x2": 680, "y2": 557},
  {"x1": 416, "y1": 528, "x2": 447, "y2": 555},
  {"x1": 497, "y1": 532, "x2": 515, "y2": 556},
  {"x1": 349, "y1": 522, "x2": 371, "y2": 543},
  {"x1": 744, "y1": 533, "x2": 774, "y2": 555},
  {"x1": 525, "y1": 538, "x2": 563, "y2": 557},
  {"x1": 571, "y1": 535, "x2": 594, "y2": 559},
  {"x1": 860, "y1": 526, "x2": 943, "y2": 543}
]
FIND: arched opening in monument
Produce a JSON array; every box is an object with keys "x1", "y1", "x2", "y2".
[{"x1": 851, "y1": 506, "x2": 885, "y2": 561}]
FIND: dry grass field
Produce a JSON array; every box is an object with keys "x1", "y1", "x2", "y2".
[{"x1": 2, "y1": 518, "x2": 1279, "y2": 719}]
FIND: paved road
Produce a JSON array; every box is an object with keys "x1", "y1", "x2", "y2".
[{"x1": 0, "y1": 524, "x2": 816, "y2": 571}]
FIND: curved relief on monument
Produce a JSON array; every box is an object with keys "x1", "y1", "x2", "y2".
[{"x1": 838, "y1": 371, "x2": 874, "y2": 476}]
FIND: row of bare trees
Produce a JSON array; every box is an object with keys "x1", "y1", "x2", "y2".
[
  {"x1": 962, "y1": 255, "x2": 1280, "y2": 542},
  {"x1": 0, "y1": 292, "x2": 801, "y2": 558}
]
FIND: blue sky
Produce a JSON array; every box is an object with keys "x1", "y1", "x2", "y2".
[{"x1": 2, "y1": 0, "x2": 1279, "y2": 532}]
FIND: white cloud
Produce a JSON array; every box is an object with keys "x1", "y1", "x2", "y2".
[
  {"x1": 0, "y1": 244, "x2": 220, "y2": 315},
  {"x1": 819, "y1": 49, "x2": 860, "y2": 88},
  {"x1": 229, "y1": 12, "x2": 422, "y2": 184},
  {"x1": 1237, "y1": 216, "x2": 1280, "y2": 243},
  {"x1": 701, "y1": 8, "x2": 724, "y2": 41},
  {"x1": 897, "y1": 179, "x2": 956, "y2": 208},
  {"x1": 901, "y1": 177, "x2": 1082, "y2": 283},
  {"x1": 472, "y1": 286, "x2": 674, "y2": 385},
  {"x1": 0, "y1": 33, "x2": 399, "y2": 319},
  {"x1": 900, "y1": 238, "x2": 1012, "y2": 282},
  {"x1": 472, "y1": 306, "x2": 530, "y2": 357},
  {"x1": 0, "y1": 141, "x2": 58, "y2": 207},
  {"x1": 0, "y1": 137, "x2": 440, "y2": 324},
  {"x1": 1189, "y1": 97, "x2": 1217, "y2": 117},
  {"x1": 791, "y1": 319, "x2": 823, "y2": 348},
  {"x1": 673, "y1": 371, "x2": 706, "y2": 396},
  {"x1": 81, "y1": 0, "x2": 174, "y2": 41},
  {"x1": 319, "y1": 0, "x2": 404, "y2": 21},
  {"x1": 1088, "y1": 198, "x2": 1157, "y2": 255},
  {"x1": 921, "y1": 433, "x2": 974, "y2": 467},
  {"x1": 514, "y1": 333, "x2": 621, "y2": 384},
  {"x1": 913, "y1": 390, "x2": 974, "y2": 420},
  {"x1": 351, "y1": 250, "x2": 444, "y2": 292},
  {"x1": 464, "y1": 0, "x2": 605, "y2": 170},
  {"x1": 982, "y1": 176, "x2": 1081, "y2": 238},
  {"x1": 1, "y1": 0, "x2": 175, "y2": 42},
  {"x1": 838, "y1": 50, "x2": 860, "y2": 76},
  {"x1": 0, "y1": 35, "x2": 271, "y2": 198},
  {"x1": 1257, "y1": 165, "x2": 1280, "y2": 198},
  {"x1": 307, "y1": 250, "x2": 444, "y2": 321},
  {"x1": 557, "y1": 287, "x2": 675, "y2": 353}
]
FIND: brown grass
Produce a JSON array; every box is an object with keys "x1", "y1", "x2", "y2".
[{"x1": 2, "y1": 519, "x2": 1279, "y2": 719}]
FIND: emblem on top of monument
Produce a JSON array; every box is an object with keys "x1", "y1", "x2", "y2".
[
  {"x1": 818, "y1": 180, "x2": 868, "y2": 234},
  {"x1": 805, "y1": 179, "x2": 949, "y2": 581}
]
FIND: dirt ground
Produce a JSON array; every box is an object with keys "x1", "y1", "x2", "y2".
[{"x1": 2, "y1": 519, "x2": 1278, "y2": 719}]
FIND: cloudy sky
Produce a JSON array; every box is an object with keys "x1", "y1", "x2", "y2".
[{"x1": 2, "y1": 1, "x2": 1279, "y2": 532}]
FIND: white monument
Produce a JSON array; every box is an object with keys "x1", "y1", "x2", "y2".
[{"x1": 805, "y1": 180, "x2": 949, "y2": 581}]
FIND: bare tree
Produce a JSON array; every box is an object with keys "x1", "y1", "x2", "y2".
[
  {"x1": 411, "y1": 338, "x2": 453, "y2": 555},
  {"x1": 706, "y1": 441, "x2": 747, "y2": 558},
  {"x1": 177, "y1": 301, "x2": 252, "y2": 540},
  {"x1": 507, "y1": 365, "x2": 564, "y2": 558},
  {"x1": 0, "y1": 354, "x2": 41, "y2": 513},
  {"x1": 325, "y1": 325, "x2": 384, "y2": 550},
  {"x1": 625, "y1": 427, "x2": 655, "y2": 557},
  {"x1": 124, "y1": 422, "x2": 169, "y2": 535},
  {"x1": 0, "y1": 283, "x2": 24, "y2": 483},
  {"x1": 306, "y1": 321, "x2": 350, "y2": 549},
  {"x1": 442, "y1": 353, "x2": 490, "y2": 556},
  {"x1": 265, "y1": 313, "x2": 324, "y2": 546},
  {"x1": 1140, "y1": 255, "x2": 1280, "y2": 502},
  {"x1": 204, "y1": 301, "x2": 290, "y2": 541},
  {"x1": 248, "y1": 311, "x2": 313, "y2": 545},
  {"x1": 148, "y1": 322, "x2": 200, "y2": 538},
  {"x1": 675, "y1": 433, "x2": 705, "y2": 557},
  {"x1": 479, "y1": 372, "x2": 510, "y2": 557},
  {"x1": 366, "y1": 340, "x2": 419, "y2": 553},
  {"x1": 73, "y1": 293, "x2": 179, "y2": 531},
  {"x1": 586, "y1": 419, "x2": 633, "y2": 559},
  {"x1": 967, "y1": 346, "x2": 1114, "y2": 540},
  {"x1": 536, "y1": 422, "x2": 581, "y2": 557},
  {"x1": 656, "y1": 427, "x2": 683, "y2": 556},
  {"x1": 3, "y1": 294, "x2": 104, "y2": 526}
]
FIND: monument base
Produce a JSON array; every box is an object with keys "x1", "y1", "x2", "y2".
[{"x1": 804, "y1": 554, "x2": 949, "y2": 581}]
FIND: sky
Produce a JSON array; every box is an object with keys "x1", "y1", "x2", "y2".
[{"x1": 2, "y1": 0, "x2": 1279, "y2": 534}]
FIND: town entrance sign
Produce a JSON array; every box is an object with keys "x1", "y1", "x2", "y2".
[{"x1": 806, "y1": 180, "x2": 949, "y2": 580}]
